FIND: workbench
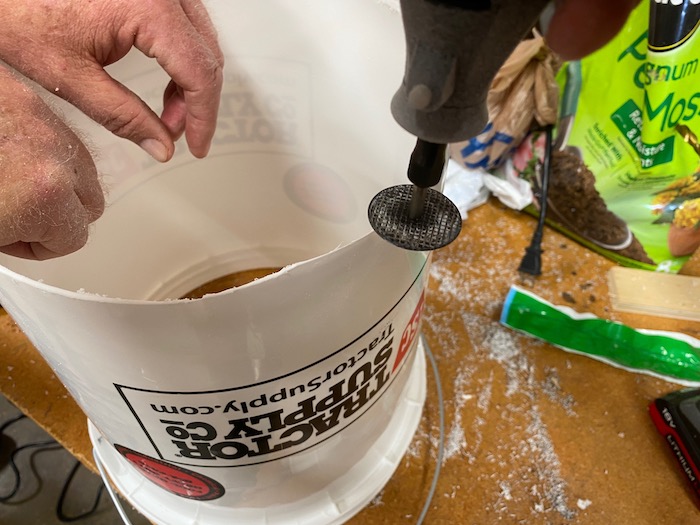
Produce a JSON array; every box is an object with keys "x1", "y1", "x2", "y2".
[{"x1": 1, "y1": 198, "x2": 698, "y2": 524}]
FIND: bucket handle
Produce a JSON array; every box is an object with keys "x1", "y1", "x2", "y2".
[{"x1": 93, "y1": 441, "x2": 135, "y2": 525}]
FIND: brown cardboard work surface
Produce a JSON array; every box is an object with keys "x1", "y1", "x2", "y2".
[{"x1": 0, "y1": 198, "x2": 699, "y2": 524}]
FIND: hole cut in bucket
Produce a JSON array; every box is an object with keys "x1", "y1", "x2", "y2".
[{"x1": 180, "y1": 267, "x2": 282, "y2": 299}]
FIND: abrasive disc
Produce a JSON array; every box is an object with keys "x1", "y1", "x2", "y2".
[{"x1": 368, "y1": 184, "x2": 462, "y2": 251}]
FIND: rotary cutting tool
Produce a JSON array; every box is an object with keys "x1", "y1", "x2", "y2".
[{"x1": 368, "y1": 0, "x2": 550, "y2": 251}]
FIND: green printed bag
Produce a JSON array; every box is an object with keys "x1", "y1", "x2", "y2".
[{"x1": 555, "y1": 0, "x2": 700, "y2": 272}]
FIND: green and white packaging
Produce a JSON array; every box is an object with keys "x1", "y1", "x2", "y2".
[{"x1": 501, "y1": 286, "x2": 700, "y2": 385}]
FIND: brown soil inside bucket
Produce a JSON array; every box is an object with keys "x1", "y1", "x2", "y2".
[
  {"x1": 180, "y1": 267, "x2": 282, "y2": 299},
  {"x1": 547, "y1": 151, "x2": 654, "y2": 264}
]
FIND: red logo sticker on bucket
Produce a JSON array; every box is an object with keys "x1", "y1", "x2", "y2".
[
  {"x1": 393, "y1": 291, "x2": 425, "y2": 372},
  {"x1": 115, "y1": 445, "x2": 224, "y2": 501}
]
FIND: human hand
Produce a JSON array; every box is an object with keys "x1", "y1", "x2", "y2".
[
  {"x1": 0, "y1": 0, "x2": 224, "y2": 162},
  {"x1": 0, "y1": 67, "x2": 105, "y2": 260},
  {"x1": 546, "y1": 0, "x2": 642, "y2": 60}
]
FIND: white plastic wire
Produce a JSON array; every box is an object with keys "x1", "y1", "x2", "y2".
[
  {"x1": 416, "y1": 334, "x2": 445, "y2": 524},
  {"x1": 93, "y1": 442, "x2": 134, "y2": 525}
]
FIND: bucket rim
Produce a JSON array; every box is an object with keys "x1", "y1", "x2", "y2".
[{"x1": 0, "y1": 232, "x2": 393, "y2": 305}]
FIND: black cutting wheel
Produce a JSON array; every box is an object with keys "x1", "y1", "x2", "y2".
[{"x1": 368, "y1": 184, "x2": 462, "y2": 251}]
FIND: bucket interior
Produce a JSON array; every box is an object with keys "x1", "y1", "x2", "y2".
[
  {"x1": 0, "y1": 152, "x2": 391, "y2": 301},
  {"x1": 0, "y1": 1, "x2": 411, "y2": 300},
  {"x1": 0, "y1": 5, "x2": 430, "y2": 523}
]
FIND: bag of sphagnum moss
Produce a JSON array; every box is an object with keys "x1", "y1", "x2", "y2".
[{"x1": 453, "y1": 0, "x2": 700, "y2": 273}]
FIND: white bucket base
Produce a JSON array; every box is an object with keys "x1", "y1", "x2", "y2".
[{"x1": 90, "y1": 340, "x2": 427, "y2": 525}]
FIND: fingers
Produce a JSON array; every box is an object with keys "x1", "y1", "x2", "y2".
[
  {"x1": 546, "y1": 0, "x2": 641, "y2": 60},
  {"x1": 0, "y1": 183, "x2": 102, "y2": 261},
  {"x1": 0, "y1": 199, "x2": 90, "y2": 261},
  {"x1": 160, "y1": 0, "x2": 224, "y2": 148},
  {"x1": 180, "y1": 0, "x2": 224, "y2": 64},
  {"x1": 0, "y1": 182, "x2": 93, "y2": 261},
  {"x1": 60, "y1": 67, "x2": 176, "y2": 162},
  {"x1": 33, "y1": 190, "x2": 92, "y2": 258},
  {"x1": 81, "y1": 1, "x2": 223, "y2": 160},
  {"x1": 70, "y1": 138, "x2": 106, "y2": 223},
  {"x1": 161, "y1": 80, "x2": 187, "y2": 142},
  {"x1": 139, "y1": 1, "x2": 224, "y2": 158},
  {"x1": 0, "y1": 0, "x2": 222, "y2": 162},
  {"x1": 0, "y1": 68, "x2": 104, "y2": 260}
]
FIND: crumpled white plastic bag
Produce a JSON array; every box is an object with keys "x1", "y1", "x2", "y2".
[
  {"x1": 442, "y1": 160, "x2": 491, "y2": 220},
  {"x1": 484, "y1": 158, "x2": 534, "y2": 211},
  {"x1": 442, "y1": 157, "x2": 534, "y2": 220}
]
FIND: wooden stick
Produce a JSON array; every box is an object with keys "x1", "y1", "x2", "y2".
[{"x1": 608, "y1": 266, "x2": 700, "y2": 321}]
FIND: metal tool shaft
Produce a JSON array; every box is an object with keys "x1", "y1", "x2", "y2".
[
  {"x1": 406, "y1": 139, "x2": 447, "y2": 219},
  {"x1": 409, "y1": 186, "x2": 427, "y2": 219}
]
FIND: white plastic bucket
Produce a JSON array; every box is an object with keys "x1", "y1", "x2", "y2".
[{"x1": 0, "y1": 2, "x2": 429, "y2": 524}]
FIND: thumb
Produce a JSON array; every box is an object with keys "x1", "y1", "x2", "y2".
[
  {"x1": 546, "y1": 0, "x2": 641, "y2": 60},
  {"x1": 61, "y1": 65, "x2": 175, "y2": 162}
]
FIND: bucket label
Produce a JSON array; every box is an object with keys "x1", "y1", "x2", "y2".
[
  {"x1": 212, "y1": 58, "x2": 313, "y2": 156},
  {"x1": 115, "y1": 281, "x2": 426, "y2": 469}
]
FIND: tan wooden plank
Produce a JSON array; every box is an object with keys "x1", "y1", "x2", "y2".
[{"x1": 609, "y1": 266, "x2": 700, "y2": 321}]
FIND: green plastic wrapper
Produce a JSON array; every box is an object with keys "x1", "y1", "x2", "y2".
[
  {"x1": 500, "y1": 285, "x2": 700, "y2": 385},
  {"x1": 554, "y1": 0, "x2": 700, "y2": 272}
]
